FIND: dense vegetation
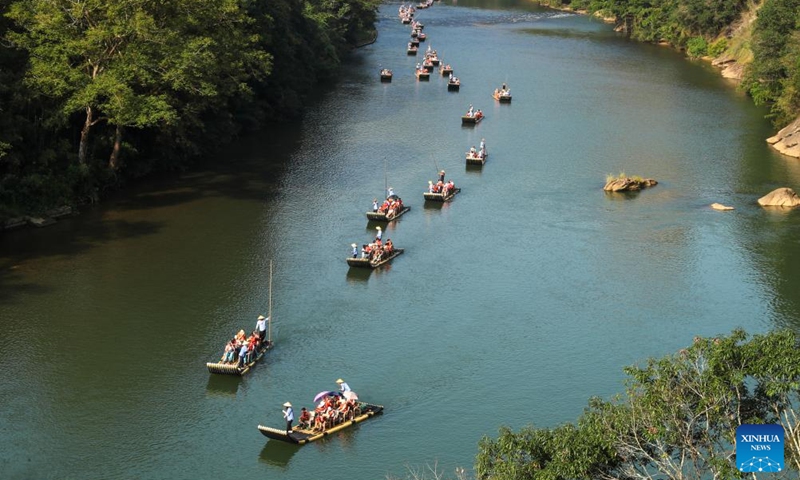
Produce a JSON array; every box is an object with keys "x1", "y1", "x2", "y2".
[
  {"x1": 537, "y1": 0, "x2": 800, "y2": 130},
  {"x1": 0, "y1": 0, "x2": 378, "y2": 218},
  {"x1": 474, "y1": 329, "x2": 800, "y2": 479}
]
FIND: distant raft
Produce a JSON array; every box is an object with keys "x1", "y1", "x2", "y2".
[
  {"x1": 461, "y1": 112, "x2": 483, "y2": 124},
  {"x1": 424, "y1": 188, "x2": 461, "y2": 202},
  {"x1": 347, "y1": 248, "x2": 404, "y2": 269},
  {"x1": 206, "y1": 342, "x2": 273, "y2": 376},
  {"x1": 258, "y1": 403, "x2": 384, "y2": 445},
  {"x1": 493, "y1": 90, "x2": 512, "y2": 103},
  {"x1": 366, "y1": 206, "x2": 410, "y2": 222},
  {"x1": 466, "y1": 151, "x2": 488, "y2": 165}
]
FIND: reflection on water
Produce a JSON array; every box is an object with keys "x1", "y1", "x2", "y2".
[
  {"x1": 206, "y1": 375, "x2": 242, "y2": 398},
  {"x1": 258, "y1": 441, "x2": 300, "y2": 468}
]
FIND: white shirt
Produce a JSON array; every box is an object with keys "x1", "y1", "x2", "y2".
[
  {"x1": 256, "y1": 318, "x2": 267, "y2": 332},
  {"x1": 339, "y1": 382, "x2": 351, "y2": 392}
]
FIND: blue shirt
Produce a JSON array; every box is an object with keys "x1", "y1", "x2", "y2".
[
  {"x1": 340, "y1": 382, "x2": 351, "y2": 393},
  {"x1": 239, "y1": 345, "x2": 248, "y2": 356},
  {"x1": 283, "y1": 407, "x2": 294, "y2": 421}
]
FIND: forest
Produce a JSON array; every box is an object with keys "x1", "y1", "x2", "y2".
[{"x1": 0, "y1": 0, "x2": 379, "y2": 218}]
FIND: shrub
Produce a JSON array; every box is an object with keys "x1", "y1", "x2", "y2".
[
  {"x1": 687, "y1": 37, "x2": 709, "y2": 58},
  {"x1": 708, "y1": 37, "x2": 728, "y2": 57}
]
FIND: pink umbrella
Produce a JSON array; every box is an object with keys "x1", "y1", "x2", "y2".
[
  {"x1": 344, "y1": 391, "x2": 358, "y2": 401},
  {"x1": 313, "y1": 391, "x2": 342, "y2": 403}
]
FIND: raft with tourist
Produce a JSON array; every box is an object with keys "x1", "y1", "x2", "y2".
[
  {"x1": 206, "y1": 262, "x2": 275, "y2": 376},
  {"x1": 448, "y1": 75, "x2": 460, "y2": 91},
  {"x1": 258, "y1": 387, "x2": 383, "y2": 445},
  {"x1": 367, "y1": 191, "x2": 410, "y2": 222},
  {"x1": 440, "y1": 64, "x2": 453, "y2": 76},
  {"x1": 461, "y1": 104, "x2": 483, "y2": 124},
  {"x1": 424, "y1": 170, "x2": 460, "y2": 202},
  {"x1": 493, "y1": 84, "x2": 512, "y2": 103},
  {"x1": 347, "y1": 229, "x2": 403, "y2": 269},
  {"x1": 380, "y1": 69, "x2": 393, "y2": 82},
  {"x1": 407, "y1": 43, "x2": 418, "y2": 55},
  {"x1": 465, "y1": 141, "x2": 488, "y2": 165}
]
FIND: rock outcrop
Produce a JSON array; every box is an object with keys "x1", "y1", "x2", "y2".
[
  {"x1": 757, "y1": 188, "x2": 800, "y2": 207},
  {"x1": 711, "y1": 56, "x2": 745, "y2": 80},
  {"x1": 604, "y1": 177, "x2": 658, "y2": 192},
  {"x1": 767, "y1": 117, "x2": 800, "y2": 159}
]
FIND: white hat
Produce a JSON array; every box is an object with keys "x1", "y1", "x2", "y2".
[
  {"x1": 257, "y1": 315, "x2": 265, "y2": 320},
  {"x1": 376, "y1": 226, "x2": 382, "y2": 230},
  {"x1": 336, "y1": 378, "x2": 344, "y2": 384},
  {"x1": 283, "y1": 402, "x2": 292, "y2": 407},
  {"x1": 351, "y1": 243, "x2": 357, "y2": 247}
]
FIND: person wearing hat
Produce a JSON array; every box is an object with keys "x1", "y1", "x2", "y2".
[
  {"x1": 282, "y1": 402, "x2": 294, "y2": 434},
  {"x1": 438, "y1": 170, "x2": 445, "y2": 183},
  {"x1": 336, "y1": 378, "x2": 351, "y2": 393},
  {"x1": 375, "y1": 226, "x2": 382, "y2": 242},
  {"x1": 372, "y1": 198, "x2": 379, "y2": 212},
  {"x1": 255, "y1": 315, "x2": 268, "y2": 346},
  {"x1": 387, "y1": 186, "x2": 395, "y2": 198},
  {"x1": 351, "y1": 243, "x2": 358, "y2": 258}
]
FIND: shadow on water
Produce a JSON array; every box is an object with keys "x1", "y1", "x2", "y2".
[
  {"x1": 0, "y1": 218, "x2": 164, "y2": 302},
  {"x1": 465, "y1": 164, "x2": 484, "y2": 175},
  {"x1": 603, "y1": 190, "x2": 642, "y2": 201},
  {"x1": 205, "y1": 374, "x2": 242, "y2": 398},
  {"x1": 258, "y1": 440, "x2": 301, "y2": 468},
  {"x1": 346, "y1": 267, "x2": 372, "y2": 283}
]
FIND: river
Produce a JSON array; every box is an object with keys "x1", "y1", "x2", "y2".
[{"x1": 2, "y1": 0, "x2": 799, "y2": 478}]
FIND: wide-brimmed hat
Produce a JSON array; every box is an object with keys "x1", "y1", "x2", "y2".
[
  {"x1": 257, "y1": 315, "x2": 265, "y2": 320},
  {"x1": 336, "y1": 378, "x2": 345, "y2": 384},
  {"x1": 283, "y1": 402, "x2": 292, "y2": 407},
  {"x1": 376, "y1": 226, "x2": 382, "y2": 230},
  {"x1": 351, "y1": 243, "x2": 357, "y2": 247}
]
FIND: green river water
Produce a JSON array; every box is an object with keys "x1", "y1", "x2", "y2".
[{"x1": 2, "y1": 1, "x2": 800, "y2": 478}]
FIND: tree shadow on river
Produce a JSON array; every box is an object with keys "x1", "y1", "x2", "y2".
[{"x1": 0, "y1": 218, "x2": 163, "y2": 303}]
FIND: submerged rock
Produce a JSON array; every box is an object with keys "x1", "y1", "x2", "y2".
[
  {"x1": 757, "y1": 188, "x2": 800, "y2": 207},
  {"x1": 711, "y1": 203, "x2": 734, "y2": 211},
  {"x1": 604, "y1": 177, "x2": 658, "y2": 192}
]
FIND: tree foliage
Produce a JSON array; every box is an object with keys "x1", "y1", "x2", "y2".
[
  {"x1": 0, "y1": 0, "x2": 378, "y2": 216},
  {"x1": 476, "y1": 329, "x2": 800, "y2": 480}
]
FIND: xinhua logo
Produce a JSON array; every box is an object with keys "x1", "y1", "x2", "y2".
[{"x1": 736, "y1": 424, "x2": 784, "y2": 473}]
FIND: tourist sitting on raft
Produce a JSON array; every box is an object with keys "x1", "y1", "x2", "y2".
[
  {"x1": 218, "y1": 321, "x2": 271, "y2": 368},
  {"x1": 360, "y1": 238, "x2": 394, "y2": 263},
  {"x1": 375, "y1": 196, "x2": 404, "y2": 218},
  {"x1": 297, "y1": 394, "x2": 361, "y2": 433},
  {"x1": 428, "y1": 179, "x2": 456, "y2": 195},
  {"x1": 464, "y1": 105, "x2": 483, "y2": 119}
]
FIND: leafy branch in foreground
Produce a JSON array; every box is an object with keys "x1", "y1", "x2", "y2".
[{"x1": 476, "y1": 328, "x2": 800, "y2": 479}]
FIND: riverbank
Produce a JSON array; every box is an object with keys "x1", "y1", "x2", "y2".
[{"x1": 534, "y1": 0, "x2": 800, "y2": 160}]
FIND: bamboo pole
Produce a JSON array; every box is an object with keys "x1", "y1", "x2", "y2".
[{"x1": 268, "y1": 260, "x2": 273, "y2": 345}]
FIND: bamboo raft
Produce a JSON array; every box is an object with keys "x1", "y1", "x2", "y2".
[
  {"x1": 416, "y1": 70, "x2": 430, "y2": 80},
  {"x1": 424, "y1": 188, "x2": 461, "y2": 202},
  {"x1": 380, "y1": 71, "x2": 393, "y2": 82},
  {"x1": 448, "y1": 80, "x2": 460, "y2": 91},
  {"x1": 440, "y1": 66, "x2": 453, "y2": 76},
  {"x1": 346, "y1": 248, "x2": 404, "y2": 269},
  {"x1": 493, "y1": 91, "x2": 512, "y2": 103},
  {"x1": 465, "y1": 152, "x2": 488, "y2": 165},
  {"x1": 258, "y1": 404, "x2": 384, "y2": 445},
  {"x1": 410, "y1": 38, "x2": 420, "y2": 47},
  {"x1": 461, "y1": 115, "x2": 482, "y2": 125},
  {"x1": 407, "y1": 47, "x2": 418, "y2": 55},
  {"x1": 366, "y1": 206, "x2": 410, "y2": 222},
  {"x1": 206, "y1": 342, "x2": 273, "y2": 376}
]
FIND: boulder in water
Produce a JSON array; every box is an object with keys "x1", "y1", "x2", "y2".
[
  {"x1": 603, "y1": 177, "x2": 658, "y2": 192},
  {"x1": 757, "y1": 188, "x2": 800, "y2": 207}
]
